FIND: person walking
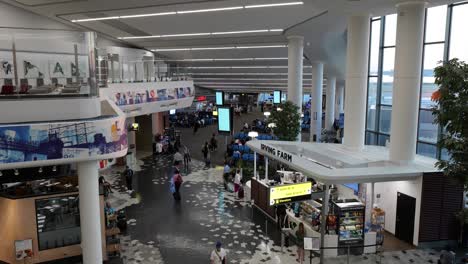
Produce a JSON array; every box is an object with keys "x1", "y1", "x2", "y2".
[
  {"x1": 171, "y1": 164, "x2": 183, "y2": 201},
  {"x1": 234, "y1": 169, "x2": 241, "y2": 193},
  {"x1": 210, "y1": 241, "x2": 227, "y2": 264},
  {"x1": 202, "y1": 141, "x2": 210, "y2": 168},
  {"x1": 296, "y1": 222, "x2": 306, "y2": 264},
  {"x1": 193, "y1": 120, "x2": 200, "y2": 135},
  {"x1": 123, "y1": 166, "x2": 134, "y2": 191},
  {"x1": 173, "y1": 147, "x2": 184, "y2": 166},
  {"x1": 223, "y1": 162, "x2": 231, "y2": 190},
  {"x1": 210, "y1": 133, "x2": 218, "y2": 151},
  {"x1": 182, "y1": 145, "x2": 191, "y2": 171}
]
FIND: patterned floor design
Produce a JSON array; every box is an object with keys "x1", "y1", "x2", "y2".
[{"x1": 100, "y1": 153, "x2": 445, "y2": 264}]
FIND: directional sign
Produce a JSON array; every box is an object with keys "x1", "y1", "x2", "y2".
[{"x1": 269, "y1": 182, "x2": 312, "y2": 205}]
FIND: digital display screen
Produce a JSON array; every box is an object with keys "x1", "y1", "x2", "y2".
[
  {"x1": 273, "y1": 91, "x2": 281, "y2": 104},
  {"x1": 269, "y1": 182, "x2": 312, "y2": 205},
  {"x1": 169, "y1": 109, "x2": 176, "y2": 115},
  {"x1": 130, "y1": 123, "x2": 139, "y2": 131},
  {"x1": 218, "y1": 107, "x2": 232, "y2": 133},
  {"x1": 216, "y1": 91, "x2": 224, "y2": 106}
]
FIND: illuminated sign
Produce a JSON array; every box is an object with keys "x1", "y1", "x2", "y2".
[
  {"x1": 196, "y1": 96, "x2": 207, "y2": 101},
  {"x1": 269, "y1": 182, "x2": 312, "y2": 205},
  {"x1": 260, "y1": 143, "x2": 293, "y2": 163}
]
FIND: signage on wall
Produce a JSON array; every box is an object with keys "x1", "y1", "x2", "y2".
[
  {"x1": 269, "y1": 182, "x2": 312, "y2": 205},
  {"x1": 15, "y1": 239, "x2": 33, "y2": 260},
  {"x1": 196, "y1": 95, "x2": 207, "y2": 102},
  {"x1": 260, "y1": 143, "x2": 293, "y2": 163}
]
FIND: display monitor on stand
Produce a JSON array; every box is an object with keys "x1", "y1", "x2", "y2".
[
  {"x1": 169, "y1": 109, "x2": 176, "y2": 115},
  {"x1": 273, "y1": 90, "x2": 282, "y2": 104},
  {"x1": 216, "y1": 91, "x2": 225, "y2": 106}
]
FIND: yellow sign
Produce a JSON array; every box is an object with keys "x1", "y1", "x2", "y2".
[{"x1": 269, "y1": 182, "x2": 312, "y2": 205}]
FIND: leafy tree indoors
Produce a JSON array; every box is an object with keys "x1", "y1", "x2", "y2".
[
  {"x1": 432, "y1": 59, "x2": 468, "y2": 186},
  {"x1": 268, "y1": 101, "x2": 301, "y2": 141}
]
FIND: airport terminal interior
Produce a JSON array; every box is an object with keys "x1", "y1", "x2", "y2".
[{"x1": 0, "y1": 0, "x2": 468, "y2": 263}]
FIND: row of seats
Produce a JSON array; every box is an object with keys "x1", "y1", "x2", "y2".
[
  {"x1": 233, "y1": 132, "x2": 278, "y2": 141},
  {"x1": 232, "y1": 152, "x2": 258, "y2": 161},
  {"x1": 232, "y1": 144, "x2": 250, "y2": 153}
]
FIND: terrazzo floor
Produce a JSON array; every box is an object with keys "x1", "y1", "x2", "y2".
[{"x1": 98, "y1": 152, "x2": 447, "y2": 264}]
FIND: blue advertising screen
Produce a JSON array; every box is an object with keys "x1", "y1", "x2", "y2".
[
  {"x1": 273, "y1": 91, "x2": 281, "y2": 104},
  {"x1": 216, "y1": 91, "x2": 224, "y2": 106},
  {"x1": 218, "y1": 107, "x2": 231, "y2": 133}
]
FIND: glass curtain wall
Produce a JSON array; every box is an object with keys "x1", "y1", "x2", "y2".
[{"x1": 365, "y1": 1, "x2": 468, "y2": 159}]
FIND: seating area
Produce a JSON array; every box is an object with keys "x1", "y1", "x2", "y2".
[{"x1": 233, "y1": 132, "x2": 278, "y2": 141}]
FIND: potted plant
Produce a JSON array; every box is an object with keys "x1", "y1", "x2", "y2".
[
  {"x1": 268, "y1": 101, "x2": 301, "y2": 141},
  {"x1": 433, "y1": 59, "x2": 468, "y2": 247}
]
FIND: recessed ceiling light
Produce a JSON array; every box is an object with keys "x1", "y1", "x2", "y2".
[
  {"x1": 71, "y1": 2, "x2": 303, "y2": 23},
  {"x1": 120, "y1": 29, "x2": 281, "y2": 40},
  {"x1": 152, "y1": 45, "x2": 286, "y2": 52}
]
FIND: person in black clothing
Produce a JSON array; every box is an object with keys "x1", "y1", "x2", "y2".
[
  {"x1": 210, "y1": 133, "x2": 218, "y2": 151},
  {"x1": 276, "y1": 204, "x2": 287, "y2": 230},
  {"x1": 123, "y1": 166, "x2": 134, "y2": 191},
  {"x1": 193, "y1": 120, "x2": 200, "y2": 135},
  {"x1": 202, "y1": 141, "x2": 210, "y2": 167}
]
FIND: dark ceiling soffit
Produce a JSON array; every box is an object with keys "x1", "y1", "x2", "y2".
[
  {"x1": 55, "y1": 0, "x2": 227, "y2": 17},
  {"x1": 282, "y1": 10, "x2": 329, "y2": 34},
  {"x1": 9, "y1": 0, "x2": 87, "y2": 7}
]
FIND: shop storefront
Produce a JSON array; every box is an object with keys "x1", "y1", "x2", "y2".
[
  {"x1": 245, "y1": 141, "x2": 463, "y2": 261},
  {"x1": 0, "y1": 170, "x2": 107, "y2": 263}
]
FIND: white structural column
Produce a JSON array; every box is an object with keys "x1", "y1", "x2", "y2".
[
  {"x1": 78, "y1": 161, "x2": 103, "y2": 264},
  {"x1": 287, "y1": 35, "x2": 304, "y2": 141},
  {"x1": 335, "y1": 85, "x2": 344, "y2": 120},
  {"x1": 343, "y1": 15, "x2": 370, "y2": 149},
  {"x1": 310, "y1": 62, "x2": 324, "y2": 142},
  {"x1": 325, "y1": 76, "x2": 336, "y2": 130},
  {"x1": 389, "y1": 1, "x2": 426, "y2": 162}
]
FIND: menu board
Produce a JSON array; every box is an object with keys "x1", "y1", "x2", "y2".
[{"x1": 269, "y1": 182, "x2": 312, "y2": 205}]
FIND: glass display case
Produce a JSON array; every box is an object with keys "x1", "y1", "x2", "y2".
[{"x1": 332, "y1": 199, "x2": 365, "y2": 255}]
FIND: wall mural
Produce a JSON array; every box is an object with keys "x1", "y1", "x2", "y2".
[
  {"x1": 23, "y1": 60, "x2": 44, "y2": 78},
  {"x1": 49, "y1": 60, "x2": 71, "y2": 78},
  {"x1": 114, "y1": 86, "x2": 193, "y2": 106},
  {"x1": 0, "y1": 116, "x2": 127, "y2": 165},
  {"x1": 0, "y1": 59, "x2": 14, "y2": 78}
]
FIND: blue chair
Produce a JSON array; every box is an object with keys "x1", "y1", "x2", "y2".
[
  {"x1": 233, "y1": 152, "x2": 241, "y2": 160},
  {"x1": 244, "y1": 146, "x2": 250, "y2": 153},
  {"x1": 258, "y1": 135, "x2": 264, "y2": 140},
  {"x1": 242, "y1": 153, "x2": 249, "y2": 161},
  {"x1": 238, "y1": 145, "x2": 244, "y2": 153},
  {"x1": 233, "y1": 145, "x2": 239, "y2": 151}
]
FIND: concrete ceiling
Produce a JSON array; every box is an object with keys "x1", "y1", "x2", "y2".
[{"x1": 1, "y1": 0, "x2": 461, "y2": 93}]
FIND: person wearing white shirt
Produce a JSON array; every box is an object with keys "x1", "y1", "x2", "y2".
[
  {"x1": 173, "y1": 149, "x2": 183, "y2": 165},
  {"x1": 234, "y1": 169, "x2": 241, "y2": 193},
  {"x1": 210, "y1": 242, "x2": 227, "y2": 264}
]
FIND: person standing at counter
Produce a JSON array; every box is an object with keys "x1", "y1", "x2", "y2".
[
  {"x1": 276, "y1": 204, "x2": 287, "y2": 230},
  {"x1": 234, "y1": 169, "x2": 241, "y2": 193},
  {"x1": 296, "y1": 222, "x2": 306, "y2": 264}
]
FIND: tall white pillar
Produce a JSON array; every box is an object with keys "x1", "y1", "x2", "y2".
[
  {"x1": 78, "y1": 161, "x2": 103, "y2": 264},
  {"x1": 310, "y1": 62, "x2": 323, "y2": 142},
  {"x1": 287, "y1": 35, "x2": 304, "y2": 141},
  {"x1": 389, "y1": 1, "x2": 426, "y2": 162},
  {"x1": 325, "y1": 76, "x2": 336, "y2": 130},
  {"x1": 335, "y1": 85, "x2": 344, "y2": 120},
  {"x1": 343, "y1": 15, "x2": 370, "y2": 149}
]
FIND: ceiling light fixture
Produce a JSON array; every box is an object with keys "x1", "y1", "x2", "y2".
[
  {"x1": 120, "y1": 29, "x2": 282, "y2": 40},
  {"x1": 52, "y1": 166, "x2": 57, "y2": 172},
  {"x1": 119, "y1": 12, "x2": 177, "y2": 19},
  {"x1": 14, "y1": 169, "x2": 19, "y2": 176},
  {"x1": 181, "y1": 72, "x2": 313, "y2": 76},
  {"x1": 176, "y1": 6, "x2": 243, "y2": 14},
  {"x1": 152, "y1": 45, "x2": 286, "y2": 52},
  {"x1": 39, "y1": 167, "x2": 43, "y2": 173},
  {"x1": 245, "y1": 1, "x2": 303, "y2": 9},
  {"x1": 71, "y1": 2, "x2": 303, "y2": 23}
]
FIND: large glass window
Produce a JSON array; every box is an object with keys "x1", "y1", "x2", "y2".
[
  {"x1": 367, "y1": 77, "x2": 378, "y2": 130},
  {"x1": 365, "y1": 131, "x2": 378, "y2": 145},
  {"x1": 450, "y1": 4, "x2": 468, "y2": 62},
  {"x1": 384, "y1": 14, "x2": 397, "y2": 47},
  {"x1": 36, "y1": 195, "x2": 81, "y2": 250},
  {"x1": 381, "y1": 48, "x2": 395, "y2": 105},
  {"x1": 369, "y1": 20, "x2": 381, "y2": 76},
  {"x1": 421, "y1": 43, "x2": 444, "y2": 109},
  {"x1": 418, "y1": 109, "x2": 438, "y2": 143},
  {"x1": 425, "y1": 5, "x2": 447, "y2": 43},
  {"x1": 379, "y1": 106, "x2": 392, "y2": 134},
  {"x1": 417, "y1": 142, "x2": 438, "y2": 158}
]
